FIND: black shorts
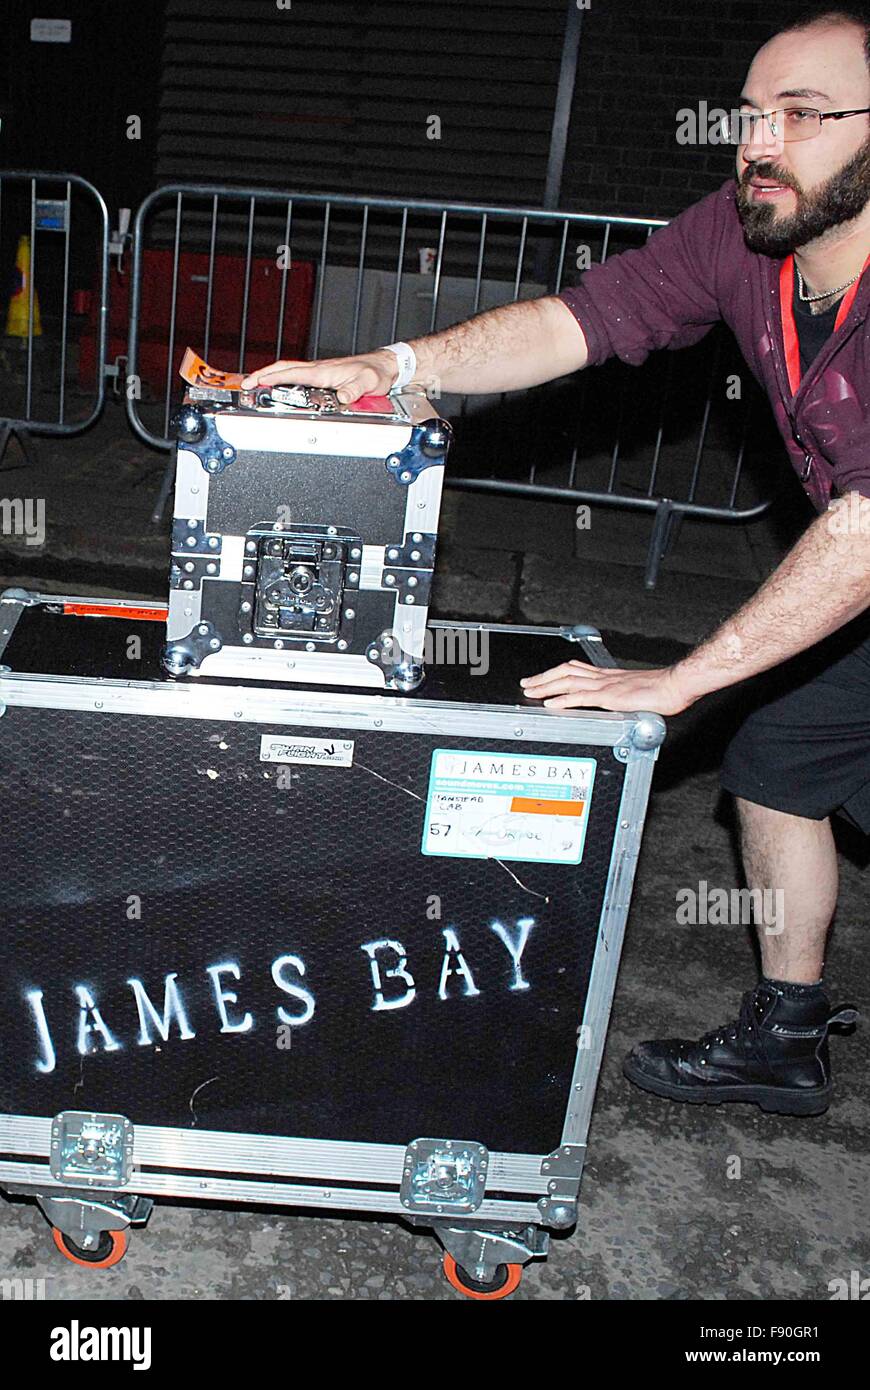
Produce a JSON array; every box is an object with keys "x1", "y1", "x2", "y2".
[{"x1": 720, "y1": 611, "x2": 870, "y2": 834}]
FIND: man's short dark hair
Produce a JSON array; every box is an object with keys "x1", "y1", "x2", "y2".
[{"x1": 777, "y1": 7, "x2": 870, "y2": 74}]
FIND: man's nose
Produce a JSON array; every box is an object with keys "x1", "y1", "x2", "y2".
[{"x1": 741, "y1": 113, "x2": 785, "y2": 162}]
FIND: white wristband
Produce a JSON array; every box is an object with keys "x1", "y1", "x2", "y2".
[{"x1": 381, "y1": 341, "x2": 417, "y2": 391}]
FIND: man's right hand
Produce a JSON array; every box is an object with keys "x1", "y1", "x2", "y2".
[{"x1": 241, "y1": 348, "x2": 401, "y2": 404}]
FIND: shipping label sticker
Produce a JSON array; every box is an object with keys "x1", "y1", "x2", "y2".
[
  {"x1": 422, "y1": 749, "x2": 597, "y2": 864},
  {"x1": 179, "y1": 347, "x2": 246, "y2": 391},
  {"x1": 260, "y1": 735, "x2": 354, "y2": 768}
]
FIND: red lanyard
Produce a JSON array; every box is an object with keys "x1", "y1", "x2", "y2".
[{"x1": 780, "y1": 253, "x2": 870, "y2": 395}]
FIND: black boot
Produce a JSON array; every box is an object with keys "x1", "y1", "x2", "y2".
[{"x1": 622, "y1": 979, "x2": 858, "y2": 1116}]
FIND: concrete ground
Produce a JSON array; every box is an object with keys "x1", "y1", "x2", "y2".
[{"x1": 0, "y1": 402, "x2": 867, "y2": 1301}]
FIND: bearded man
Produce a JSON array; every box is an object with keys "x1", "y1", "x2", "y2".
[{"x1": 244, "y1": 9, "x2": 870, "y2": 1117}]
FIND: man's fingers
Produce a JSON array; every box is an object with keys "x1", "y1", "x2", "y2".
[
  {"x1": 241, "y1": 360, "x2": 305, "y2": 387},
  {"x1": 522, "y1": 674, "x2": 599, "y2": 700},
  {"x1": 543, "y1": 691, "x2": 609, "y2": 710},
  {"x1": 240, "y1": 354, "x2": 394, "y2": 403},
  {"x1": 522, "y1": 665, "x2": 620, "y2": 699},
  {"x1": 241, "y1": 360, "x2": 340, "y2": 389},
  {"x1": 520, "y1": 659, "x2": 596, "y2": 689},
  {"x1": 334, "y1": 370, "x2": 381, "y2": 404},
  {"x1": 521, "y1": 662, "x2": 640, "y2": 705}
]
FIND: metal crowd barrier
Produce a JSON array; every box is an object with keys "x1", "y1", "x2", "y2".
[
  {"x1": 118, "y1": 183, "x2": 774, "y2": 586},
  {"x1": 0, "y1": 171, "x2": 109, "y2": 468}
]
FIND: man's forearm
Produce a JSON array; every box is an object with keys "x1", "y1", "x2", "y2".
[
  {"x1": 672, "y1": 492, "x2": 870, "y2": 704},
  {"x1": 408, "y1": 295, "x2": 588, "y2": 395}
]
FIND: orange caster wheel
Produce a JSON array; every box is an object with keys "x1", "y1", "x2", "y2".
[
  {"x1": 443, "y1": 1252, "x2": 522, "y2": 1300},
  {"x1": 52, "y1": 1227, "x2": 128, "y2": 1268}
]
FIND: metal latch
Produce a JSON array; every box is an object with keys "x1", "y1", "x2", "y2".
[
  {"x1": 238, "y1": 384, "x2": 402, "y2": 417},
  {"x1": 239, "y1": 522, "x2": 361, "y2": 646},
  {"x1": 50, "y1": 1111, "x2": 134, "y2": 1186},
  {"x1": 243, "y1": 384, "x2": 341, "y2": 413},
  {"x1": 400, "y1": 1138, "x2": 488, "y2": 1215}
]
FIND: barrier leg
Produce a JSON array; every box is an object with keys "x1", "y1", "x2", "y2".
[
  {"x1": 150, "y1": 451, "x2": 176, "y2": 526},
  {"x1": 0, "y1": 421, "x2": 38, "y2": 473},
  {"x1": 644, "y1": 499, "x2": 676, "y2": 590}
]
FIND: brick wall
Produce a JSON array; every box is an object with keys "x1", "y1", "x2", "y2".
[{"x1": 561, "y1": 0, "x2": 831, "y2": 218}]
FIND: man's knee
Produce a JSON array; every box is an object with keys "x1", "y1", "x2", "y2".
[
  {"x1": 734, "y1": 795, "x2": 829, "y2": 834},
  {"x1": 735, "y1": 795, "x2": 784, "y2": 823}
]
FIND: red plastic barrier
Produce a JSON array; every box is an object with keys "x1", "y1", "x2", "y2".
[{"x1": 79, "y1": 249, "x2": 315, "y2": 394}]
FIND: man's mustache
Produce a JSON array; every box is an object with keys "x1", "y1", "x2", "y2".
[{"x1": 740, "y1": 163, "x2": 802, "y2": 194}]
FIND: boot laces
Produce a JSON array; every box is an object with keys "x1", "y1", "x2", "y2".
[{"x1": 697, "y1": 989, "x2": 766, "y2": 1057}]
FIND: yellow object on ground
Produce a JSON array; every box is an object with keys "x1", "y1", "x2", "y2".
[{"x1": 6, "y1": 235, "x2": 42, "y2": 337}]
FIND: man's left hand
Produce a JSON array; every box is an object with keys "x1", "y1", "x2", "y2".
[{"x1": 520, "y1": 660, "x2": 693, "y2": 715}]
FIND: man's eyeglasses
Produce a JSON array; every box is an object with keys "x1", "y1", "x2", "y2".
[{"x1": 720, "y1": 106, "x2": 870, "y2": 145}]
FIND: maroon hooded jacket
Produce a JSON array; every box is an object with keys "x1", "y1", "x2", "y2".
[{"x1": 558, "y1": 179, "x2": 870, "y2": 513}]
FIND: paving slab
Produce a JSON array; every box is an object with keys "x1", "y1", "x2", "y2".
[{"x1": 519, "y1": 549, "x2": 759, "y2": 646}]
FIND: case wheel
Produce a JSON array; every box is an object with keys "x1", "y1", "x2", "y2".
[
  {"x1": 52, "y1": 1226, "x2": 128, "y2": 1268},
  {"x1": 442, "y1": 1251, "x2": 522, "y2": 1300}
]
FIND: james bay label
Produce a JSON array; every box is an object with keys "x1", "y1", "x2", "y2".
[{"x1": 422, "y1": 749, "x2": 596, "y2": 864}]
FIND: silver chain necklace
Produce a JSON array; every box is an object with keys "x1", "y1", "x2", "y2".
[{"x1": 795, "y1": 264, "x2": 860, "y2": 304}]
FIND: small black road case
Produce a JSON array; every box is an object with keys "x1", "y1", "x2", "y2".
[{"x1": 167, "y1": 385, "x2": 450, "y2": 691}]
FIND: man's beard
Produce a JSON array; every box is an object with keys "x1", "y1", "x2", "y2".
[{"x1": 736, "y1": 138, "x2": 870, "y2": 257}]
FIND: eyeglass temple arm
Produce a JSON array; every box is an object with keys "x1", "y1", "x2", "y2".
[{"x1": 822, "y1": 108, "x2": 870, "y2": 122}]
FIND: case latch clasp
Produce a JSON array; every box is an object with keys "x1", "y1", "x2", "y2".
[
  {"x1": 400, "y1": 1138, "x2": 488, "y2": 1215},
  {"x1": 50, "y1": 1111, "x2": 134, "y2": 1186}
]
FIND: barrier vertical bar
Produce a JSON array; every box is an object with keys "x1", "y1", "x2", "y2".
[
  {"x1": 554, "y1": 219, "x2": 569, "y2": 292},
  {"x1": 25, "y1": 179, "x2": 36, "y2": 419},
  {"x1": 459, "y1": 213, "x2": 489, "y2": 419},
  {"x1": 389, "y1": 206, "x2": 409, "y2": 345},
  {"x1": 238, "y1": 196, "x2": 256, "y2": 374},
  {"x1": 310, "y1": 202, "x2": 331, "y2": 359},
  {"x1": 162, "y1": 193, "x2": 183, "y2": 440},
  {"x1": 351, "y1": 204, "x2": 369, "y2": 355},
  {"x1": 429, "y1": 211, "x2": 448, "y2": 333},
  {"x1": 58, "y1": 180, "x2": 72, "y2": 424},
  {"x1": 687, "y1": 337, "x2": 722, "y2": 504},
  {"x1": 275, "y1": 198, "x2": 293, "y2": 358},
  {"x1": 513, "y1": 217, "x2": 529, "y2": 301},
  {"x1": 203, "y1": 194, "x2": 219, "y2": 360}
]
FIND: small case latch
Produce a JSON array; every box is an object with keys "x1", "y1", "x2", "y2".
[
  {"x1": 400, "y1": 1138, "x2": 488, "y2": 1215},
  {"x1": 239, "y1": 522, "x2": 362, "y2": 645},
  {"x1": 50, "y1": 1111, "x2": 134, "y2": 1186}
]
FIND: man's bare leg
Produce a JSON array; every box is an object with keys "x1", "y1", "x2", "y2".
[{"x1": 735, "y1": 797, "x2": 838, "y2": 983}]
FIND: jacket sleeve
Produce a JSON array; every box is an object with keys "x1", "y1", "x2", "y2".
[{"x1": 559, "y1": 182, "x2": 736, "y2": 367}]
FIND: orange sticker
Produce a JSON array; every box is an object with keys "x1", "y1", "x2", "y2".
[
  {"x1": 179, "y1": 347, "x2": 246, "y2": 391},
  {"x1": 509, "y1": 797, "x2": 585, "y2": 817},
  {"x1": 63, "y1": 603, "x2": 168, "y2": 622}
]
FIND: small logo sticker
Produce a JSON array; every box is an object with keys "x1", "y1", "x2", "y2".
[{"x1": 260, "y1": 735, "x2": 355, "y2": 768}]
